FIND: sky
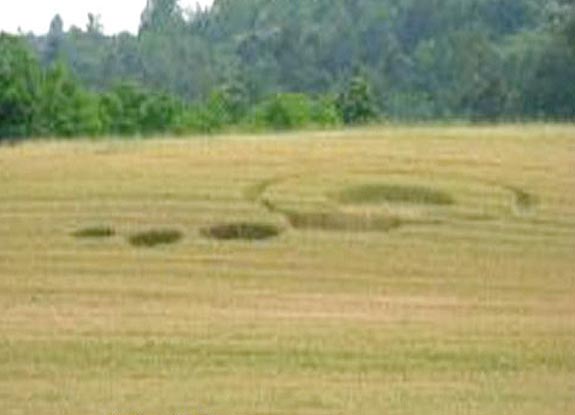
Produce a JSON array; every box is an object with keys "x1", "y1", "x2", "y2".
[{"x1": 0, "y1": 0, "x2": 214, "y2": 35}]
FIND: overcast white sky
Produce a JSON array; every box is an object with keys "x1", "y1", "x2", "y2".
[{"x1": 0, "y1": 0, "x2": 214, "y2": 35}]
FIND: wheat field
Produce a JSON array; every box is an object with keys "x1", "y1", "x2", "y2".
[{"x1": 1, "y1": 125, "x2": 574, "y2": 415}]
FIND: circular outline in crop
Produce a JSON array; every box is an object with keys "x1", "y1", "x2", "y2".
[{"x1": 247, "y1": 171, "x2": 538, "y2": 233}]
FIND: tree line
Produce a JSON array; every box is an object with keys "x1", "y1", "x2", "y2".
[
  {"x1": 2, "y1": 0, "x2": 575, "y2": 139},
  {"x1": 1, "y1": 32, "x2": 379, "y2": 139}
]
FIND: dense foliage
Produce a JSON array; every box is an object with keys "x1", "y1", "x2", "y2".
[{"x1": 1, "y1": 0, "x2": 574, "y2": 139}]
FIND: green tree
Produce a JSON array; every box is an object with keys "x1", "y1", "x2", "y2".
[
  {"x1": 100, "y1": 81, "x2": 182, "y2": 135},
  {"x1": 37, "y1": 62, "x2": 102, "y2": 137},
  {"x1": 0, "y1": 34, "x2": 42, "y2": 139},
  {"x1": 139, "y1": 0, "x2": 184, "y2": 34},
  {"x1": 250, "y1": 93, "x2": 314, "y2": 131},
  {"x1": 336, "y1": 77, "x2": 378, "y2": 124},
  {"x1": 99, "y1": 82, "x2": 146, "y2": 135}
]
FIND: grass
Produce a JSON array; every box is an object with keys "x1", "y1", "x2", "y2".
[
  {"x1": 283, "y1": 209, "x2": 403, "y2": 232},
  {"x1": 0, "y1": 124, "x2": 574, "y2": 415},
  {"x1": 128, "y1": 229, "x2": 183, "y2": 247},
  {"x1": 72, "y1": 226, "x2": 115, "y2": 239},
  {"x1": 510, "y1": 186, "x2": 538, "y2": 215},
  {"x1": 336, "y1": 183, "x2": 455, "y2": 206},
  {"x1": 201, "y1": 222, "x2": 282, "y2": 241}
]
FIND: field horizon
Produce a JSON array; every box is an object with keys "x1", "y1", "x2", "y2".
[{"x1": 1, "y1": 125, "x2": 574, "y2": 414}]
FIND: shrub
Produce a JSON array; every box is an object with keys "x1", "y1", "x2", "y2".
[
  {"x1": 250, "y1": 93, "x2": 313, "y2": 130},
  {"x1": 310, "y1": 96, "x2": 342, "y2": 127},
  {"x1": 100, "y1": 82, "x2": 183, "y2": 136}
]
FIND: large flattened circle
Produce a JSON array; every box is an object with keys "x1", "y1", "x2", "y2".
[{"x1": 258, "y1": 173, "x2": 533, "y2": 232}]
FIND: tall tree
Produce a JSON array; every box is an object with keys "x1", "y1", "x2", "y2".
[
  {"x1": 86, "y1": 13, "x2": 104, "y2": 37},
  {"x1": 0, "y1": 34, "x2": 42, "y2": 139},
  {"x1": 139, "y1": 0, "x2": 184, "y2": 34},
  {"x1": 43, "y1": 14, "x2": 65, "y2": 66}
]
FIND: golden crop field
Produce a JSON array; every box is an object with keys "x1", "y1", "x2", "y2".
[{"x1": 1, "y1": 125, "x2": 574, "y2": 415}]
